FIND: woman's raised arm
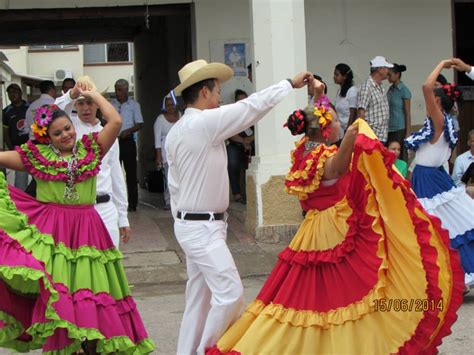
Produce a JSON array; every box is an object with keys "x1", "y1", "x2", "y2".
[{"x1": 77, "y1": 87, "x2": 122, "y2": 155}]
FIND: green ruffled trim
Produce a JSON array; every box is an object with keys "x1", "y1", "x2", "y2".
[
  {"x1": 0, "y1": 265, "x2": 155, "y2": 354},
  {"x1": 0, "y1": 174, "x2": 130, "y2": 298},
  {"x1": 0, "y1": 310, "x2": 42, "y2": 352},
  {"x1": 19, "y1": 132, "x2": 101, "y2": 177}
]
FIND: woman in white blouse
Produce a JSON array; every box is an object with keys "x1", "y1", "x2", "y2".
[
  {"x1": 333, "y1": 63, "x2": 358, "y2": 133},
  {"x1": 154, "y1": 96, "x2": 181, "y2": 209}
]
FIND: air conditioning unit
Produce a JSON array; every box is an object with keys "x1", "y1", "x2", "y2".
[{"x1": 54, "y1": 69, "x2": 73, "y2": 84}]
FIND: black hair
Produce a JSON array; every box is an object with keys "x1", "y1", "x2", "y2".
[
  {"x1": 62, "y1": 78, "x2": 76, "y2": 88},
  {"x1": 434, "y1": 85, "x2": 462, "y2": 113},
  {"x1": 390, "y1": 63, "x2": 407, "y2": 79},
  {"x1": 313, "y1": 74, "x2": 328, "y2": 95},
  {"x1": 6, "y1": 83, "x2": 21, "y2": 93},
  {"x1": 436, "y1": 74, "x2": 448, "y2": 85},
  {"x1": 39, "y1": 80, "x2": 56, "y2": 94},
  {"x1": 36, "y1": 105, "x2": 71, "y2": 136},
  {"x1": 51, "y1": 108, "x2": 70, "y2": 122},
  {"x1": 335, "y1": 63, "x2": 354, "y2": 97},
  {"x1": 181, "y1": 79, "x2": 217, "y2": 105},
  {"x1": 234, "y1": 89, "x2": 248, "y2": 101},
  {"x1": 387, "y1": 140, "x2": 401, "y2": 148}
]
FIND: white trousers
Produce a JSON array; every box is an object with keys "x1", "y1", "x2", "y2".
[
  {"x1": 174, "y1": 219, "x2": 244, "y2": 355},
  {"x1": 95, "y1": 200, "x2": 120, "y2": 248},
  {"x1": 163, "y1": 163, "x2": 170, "y2": 206}
]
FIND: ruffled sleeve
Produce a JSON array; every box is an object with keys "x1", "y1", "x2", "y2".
[
  {"x1": 16, "y1": 132, "x2": 102, "y2": 182},
  {"x1": 404, "y1": 114, "x2": 458, "y2": 151},
  {"x1": 285, "y1": 137, "x2": 338, "y2": 200}
]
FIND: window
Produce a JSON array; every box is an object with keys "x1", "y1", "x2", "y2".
[
  {"x1": 29, "y1": 45, "x2": 78, "y2": 51},
  {"x1": 83, "y1": 43, "x2": 133, "y2": 64}
]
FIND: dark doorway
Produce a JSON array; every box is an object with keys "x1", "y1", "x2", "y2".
[
  {"x1": 454, "y1": 0, "x2": 474, "y2": 154},
  {"x1": 0, "y1": 5, "x2": 193, "y2": 184}
]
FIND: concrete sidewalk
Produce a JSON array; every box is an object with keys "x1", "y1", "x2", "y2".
[{"x1": 121, "y1": 188, "x2": 285, "y2": 285}]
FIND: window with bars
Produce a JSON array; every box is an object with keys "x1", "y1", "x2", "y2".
[{"x1": 83, "y1": 43, "x2": 133, "y2": 64}]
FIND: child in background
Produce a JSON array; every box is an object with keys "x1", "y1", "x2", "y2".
[{"x1": 388, "y1": 140, "x2": 408, "y2": 178}]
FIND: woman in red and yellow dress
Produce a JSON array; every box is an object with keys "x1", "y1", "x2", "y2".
[{"x1": 207, "y1": 84, "x2": 464, "y2": 354}]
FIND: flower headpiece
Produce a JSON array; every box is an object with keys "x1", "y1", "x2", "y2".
[
  {"x1": 31, "y1": 104, "x2": 59, "y2": 143},
  {"x1": 284, "y1": 109, "x2": 307, "y2": 136},
  {"x1": 313, "y1": 95, "x2": 333, "y2": 138},
  {"x1": 442, "y1": 84, "x2": 461, "y2": 102}
]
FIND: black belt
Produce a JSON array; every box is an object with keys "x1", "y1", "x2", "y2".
[
  {"x1": 177, "y1": 211, "x2": 225, "y2": 221},
  {"x1": 96, "y1": 194, "x2": 111, "y2": 204}
]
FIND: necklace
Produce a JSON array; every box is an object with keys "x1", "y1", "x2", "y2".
[
  {"x1": 305, "y1": 140, "x2": 320, "y2": 151},
  {"x1": 50, "y1": 144, "x2": 80, "y2": 202}
]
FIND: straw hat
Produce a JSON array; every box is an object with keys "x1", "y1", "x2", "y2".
[
  {"x1": 75, "y1": 75, "x2": 108, "y2": 99},
  {"x1": 173, "y1": 59, "x2": 233, "y2": 95}
]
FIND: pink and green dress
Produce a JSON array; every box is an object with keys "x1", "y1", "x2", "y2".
[{"x1": 0, "y1": 133, "x2": 155, "y2": 354}]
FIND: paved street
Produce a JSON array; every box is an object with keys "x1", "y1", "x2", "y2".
[
  {"x1": 0, "y1": 187, "x2": 473, "y2": 354},
  {"x1": 124, "y1": 188, "x2": 474, "y2": 354},
  {"x1": 133, "y1": 278, "x2": 474, "y2": 355}
]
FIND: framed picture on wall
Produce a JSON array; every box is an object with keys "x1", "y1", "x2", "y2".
[
  {"x1": 224, "y1": 42, "x2": 246, "y2": 76},
  {"x1": 209, "y1": 38, "x2": 253, "y2": 104}
]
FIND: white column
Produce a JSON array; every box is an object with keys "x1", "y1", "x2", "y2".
[{"x1": 247, "y1": 0, "x2": 308, "y2": 229}]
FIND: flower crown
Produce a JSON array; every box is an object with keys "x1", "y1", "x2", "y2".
[
  {"x1": 31, "y1": 104, "x2": 59, "y2": 144},
  {"x1": 442, "y1": 84, "x2": 461, "y2": 102},
  {"x1": 313, "y1": 95, "x2": 333, "y2": 138}
]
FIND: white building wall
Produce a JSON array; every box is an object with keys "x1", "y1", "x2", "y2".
[
  {"x1": 83, "y1": 64, "x2": 134, "y2": 93},
  {"x1": 304, "y1": 0, "x2": 453, "y2": 125},
  {"x1": 27, "y1": 47, "x2": 84, "y2": 81},
  {"x1": 1, "y1": 47, "x2": 28, "y2": 75},
  {"x1": 193, "y1": 0, "x2": 253, "y2": 104}
]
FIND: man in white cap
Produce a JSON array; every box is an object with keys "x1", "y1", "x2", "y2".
[
  {"x1": 165, "y1": 59, "x2": 313, "y2": 354},
  {"x1": 357, "y1": 55, "x2": 394, "y2": 143},
  {"x1": 55, "y1": 78, "x2": 131, "y2": 248}
]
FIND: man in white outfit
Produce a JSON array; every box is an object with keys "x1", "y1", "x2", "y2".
[
  {"x1": 165, "y1": 59, "x2": 313, "y2": 354},
  {"x1": 55, "y1": 79, "x2": 131, "y2": 247}
]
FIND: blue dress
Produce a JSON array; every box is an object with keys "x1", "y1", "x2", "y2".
[{"x1": 406, "y1": 114, "x2": 474, "y2": 285}]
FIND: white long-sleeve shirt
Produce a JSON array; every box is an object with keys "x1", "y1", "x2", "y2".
[
  {"x1": 452, "y1": 150, "x2": 474, "y2": 186},
  {"x1": 55, "y1": 91, "x2": 78, "y2": 120},
  {"x1": 55, "y1": 92, "x2": 129, "y2": 227},
  {"x1": 154, "y1": 113, "x2": 180, "y2": 162},
  {"x1": 165, "y1": 79, "x2": 293, "y2": 216},
  {"x1": 467, "y1": 67, "x2": 474, "y2": 81}
]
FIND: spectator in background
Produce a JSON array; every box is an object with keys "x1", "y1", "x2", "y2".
[
  {"x1": 247, "y1": 63, "x2": 252, "y2": 83},
  {"x1": 452, "y1": 129, "x2": 474, "y2": 198},
  {"x1": 387, "y1": 140, "x2": 408, "y2": 178},
  {"x1": 227, "y1": 89, "x2": 254, "y2": 204},
  {"x1": 61, "y1": 77, "x2": 76, "y2": 95},
  {"x1": 25, "y1": 80, "x2": 56, "y2": 139},
  {"x1": 333, "y1": 63, "x2": 358, "y2": 131},
  {"x1": 111, "y1": 79, "x2": 144, "y2": 212},
  {"x1": 358, "y1": 56, "x2": 393, "y2": 144},
  {"x1": 154, "y1": 96, "x2": 181, "y2": 210},
  {"x1": 2, "y1": 83, "x2": 30, "y2": 190},
  {"x1": 387, "y1": 63, "x2": 411, "y2": 161}
]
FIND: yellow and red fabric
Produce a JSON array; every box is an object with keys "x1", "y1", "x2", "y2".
[{"x1": 207, "y1": 119, "x2": 464, "y2": 355}]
